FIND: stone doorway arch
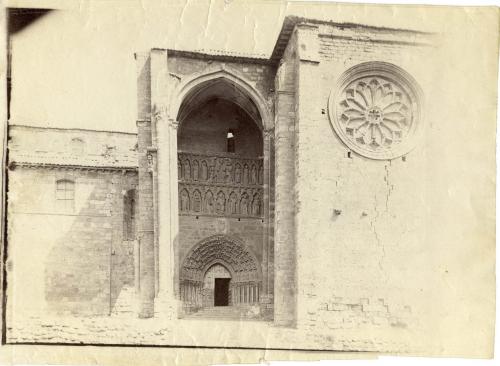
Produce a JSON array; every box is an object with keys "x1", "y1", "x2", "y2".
[{"x1": 180, "y1": 235, "x2": 261, "y2": 312}]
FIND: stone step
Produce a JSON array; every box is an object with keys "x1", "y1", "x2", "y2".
[{"x1": 186, "y1": 305, "x2": 262, "y2": 320}]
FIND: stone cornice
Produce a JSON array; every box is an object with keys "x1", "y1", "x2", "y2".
[{"x1": 9, "y1": 162, "x2": 138, "y2": 173}]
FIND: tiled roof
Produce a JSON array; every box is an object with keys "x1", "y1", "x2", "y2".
[
  {"x1": 10, "y1": 152, "x2": 138, "y2": 170},
  {"x1": 166, "y1": 48, "x2": 271, "y2": 64}
]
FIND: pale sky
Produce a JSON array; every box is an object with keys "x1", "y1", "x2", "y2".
[{"x1": 9, "y1": 0, "x2": 445, "y2": 132}]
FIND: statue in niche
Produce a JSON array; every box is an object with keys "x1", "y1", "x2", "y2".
[
  {"x1": 251, "y1": 194, "x2": 261, "y2": 216},
  {"x1": 205, "y1": 191, "x2": 214, "y2": 214},
  {"x1": 250, "y1": 164, "x2": 257, "y2": 185},
  {"x1": 234, "y1": 164, "x2": 242, "y2": 184},
  {"x1": 258, "y1": 165, "x2": 264, "y2": 185},
  {"x1": 193, "y1": 190, "x2": 202, "y2": 212},
  {"x1": 180, "y1": 189, "x2": 190, "y2": 212},
  {"x1": 215, "y1": 158, "x2": 225, "y2": 183},
  {"x1": 178, "y1": 158, "x2": 183, "y2": 180},
  {"x1": 224, "y1": 160, "x2": 233, "y2": 183},
  {"x1": 201, "y1": 161, "x2": 208, "y2": 181},
  {"x1": 228, "y1": 192, "x2": 238, "y2": 214},
  {"x1": 208, "y1": 164, "x2": 216, "y2": 182},
  {"x1": 192, "y1": 160, "x2": 199, "y2": 181},
  {"x1": 183, "y1": 160, "x2": 191, "y2": 180},
  {"x1": 215, "y1": 191, "x2": 226, "y2": 214},
  {"x1": 243, "y1": 165, "x2": 249, "y2": 185},
  {"x1": 240, "y1": 193, "x2": 249, "y2": 215}
]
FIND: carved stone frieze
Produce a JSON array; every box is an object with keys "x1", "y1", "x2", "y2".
[{"x1": 178, "y1": 152, "x2": 264, "y2": 218}]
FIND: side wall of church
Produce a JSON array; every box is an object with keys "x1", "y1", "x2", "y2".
[
  {"x1": 292, "y1": 23, "x2": 436, "y2": 346},
  {"x1": 6, "y1": 127, "x2": 138, "y2": 317}
]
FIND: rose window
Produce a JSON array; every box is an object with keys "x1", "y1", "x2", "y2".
[{"x1": 330, "y1": 63, "x2": 421, "y2": 160}]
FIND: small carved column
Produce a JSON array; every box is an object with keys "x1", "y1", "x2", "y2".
[
  {"x1": 156, "y1": 117, "x2": 178, "y2": 304},
  {"x1": 136, "y1": 119, "x2": 155, "y2": 318},
  {"x1": 261, "y1": 128, "x2": 274, "y2": 298},
  {"x1": 167, "y1": 119, "x2": 180, "y2": 298}
]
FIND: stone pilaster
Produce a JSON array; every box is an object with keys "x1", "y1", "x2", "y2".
[
  {"x1": 150, "y1": 49, "x2": 178, "y2": 318},
  {"x1": 273, "y1": 31, "x2": 299, "y2": 326},
  {"x1": 136, "y1": 119, "x2": 155, "y2": 318}
]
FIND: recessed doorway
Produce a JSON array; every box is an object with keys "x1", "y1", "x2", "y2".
[{"x1": 214, "y1": 278, "x2": 230, "y2": 306}]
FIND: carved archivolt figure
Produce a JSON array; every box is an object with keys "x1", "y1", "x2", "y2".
[
  {"x1": 240, "y1": 193, "x2": 249, "y2": 216},
  {"x1": 216, "y1": 191, "x2": 226, "y2": 214},
  {"x1": 180, "y1": 189, "x2": 190, "y2": 212},
  {"x1": 192, "y1": 190, "x2": 202, "y2": 212}
]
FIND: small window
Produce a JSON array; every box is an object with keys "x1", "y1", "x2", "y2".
[
  {"x1": 56, "y1": 179, "x2": 75, "y2": 211},
  {"x1": 226, "y1": 129, "x2": 235, "y2": 153}
]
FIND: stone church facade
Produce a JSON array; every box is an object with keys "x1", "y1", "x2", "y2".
[{"x1": 6, "y1": 16, "x2": 435, "y2": 331}]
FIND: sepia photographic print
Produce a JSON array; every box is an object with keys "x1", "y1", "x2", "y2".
[{"x1": 0, "y1": 0, "x2": 498, "y2": 364}]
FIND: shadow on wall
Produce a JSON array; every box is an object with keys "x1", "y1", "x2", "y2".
[{"x1": 44, "y1": 176, "x2": 135, "y2": 316}]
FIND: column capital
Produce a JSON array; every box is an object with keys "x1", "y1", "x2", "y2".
[
  {"x1": 169, "y1": 118, "x2": 180, "y2": 130},
  {"x1": 263, "y1": 128, "x2": 275, "y2": 139},
  {"x1": 152, "y1": 105, "x2": 168, "y2": 123}
]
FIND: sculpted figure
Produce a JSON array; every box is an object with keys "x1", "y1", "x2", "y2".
[
  {"x1": 252, "y1": 194, "x2": 261, "y2": 216},
  {"x1": 201, "y1": 161, "x2": 208, "y2": 181},
  {"x1": 250, "y1": 164, "x2": 257, "y2": 185},
  {"x1": 180, "y1": 189, "x2": 190, "y2": 212},
  {"x1": 208, "y1": 165, "x2": 216, "y2": 182},
  {"x1": 224, "y1": 161, "x2": 233, "y2": 183},
  {"x1": 205, "y1": 191, "x2": 214, "y2": 214},
  {"x1": 216, "y1": 191, "x2": 226, "y2": 214},
  {"x1": 192, "y1": 160, "x2": 199, "y2": 181},
  {"x1": 240, "y1": 193, "x2": 249, "y2": 216},
  {"x1": 193, "y1": 190, "x2": 202, "y2": 212},
  {"x1": 243, "y1": 165, "x2": 249, "y2": 185},
  {"x1": 234, "y1": 164, "x2": 242, "y2": 184},
  {"x1": 228, "y1": 192, "x2": 238, "y2": 214},
  {"x1": 183, "y1": 160, "x2": 191, "y2": 180}
]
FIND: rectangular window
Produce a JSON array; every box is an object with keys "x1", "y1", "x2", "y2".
[{"x1": 56, "y1": 179, "x2": 75, "y2": 212}]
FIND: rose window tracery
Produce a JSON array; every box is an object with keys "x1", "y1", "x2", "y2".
[{"x1": 330, "y1": 63, "x2": 422, "y2": 160}]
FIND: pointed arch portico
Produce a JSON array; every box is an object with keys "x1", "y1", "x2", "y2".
[
  {"x1": 169, "y1": 64, "x2": 273, "y2": 131},
  {"x1": 136, "y1": 49, "x2": 276, "y2": 321}
]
